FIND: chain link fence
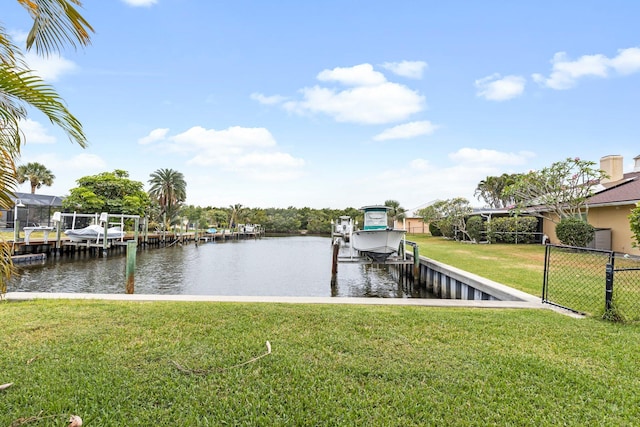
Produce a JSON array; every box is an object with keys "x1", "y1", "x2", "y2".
[
  {"x1": 543, "y1": 245, "x2": 640, "y2": 321},
  {"x1": 606, "y1": 254, "x2": 640, "y2": 322}
]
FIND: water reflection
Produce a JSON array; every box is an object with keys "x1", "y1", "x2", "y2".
[{"x1": 10, "y1": 236, "x2": 434, "y2": 298}]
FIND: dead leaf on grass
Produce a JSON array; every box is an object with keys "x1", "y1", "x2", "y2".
[{"x1": 68, "y1": 415, "x2": 83, "y2": 426}]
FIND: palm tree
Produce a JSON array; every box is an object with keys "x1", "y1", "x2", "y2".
[
  {"x1": 148, "y1": 168, "x2": 187, "y2": 227},
  {"x1": 1, "y1": 1, "x2": 93, "y2": 291},
  {"x1": 17, "y1": 162, "x2": 55, "y2": 194},
  {"x1": 384, "y1": 199, "x2": 406, "y2": 228},
  {"x1": 228, "y1": 203, "x2": 245, "y2": 229},
  {"x1": 474, "y1": 176, "x2": 501, "y2": 208},
  {"x1": 474, "y1": 173, "x2": 520, "y2": 208}
]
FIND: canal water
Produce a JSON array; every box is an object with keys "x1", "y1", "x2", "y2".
[{"x1": 9, "y1": 236, "x2": 433, "y2": 298}]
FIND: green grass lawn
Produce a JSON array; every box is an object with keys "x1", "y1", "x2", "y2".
[
  {"x1": 2, "y1": 300, "x2": 640, "y2": 426},
  {"x1": 406, "y1": 234, "x2": 546, "y2": 296},
  {"x1": 406, "y1": 236, "x2": 640, "y2": 320}
]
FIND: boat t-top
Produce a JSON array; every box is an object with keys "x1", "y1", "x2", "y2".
[{"x1": 350, "y1": 205, "x2": 406, "y2": 262}]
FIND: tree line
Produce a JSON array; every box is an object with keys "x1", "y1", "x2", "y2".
[
  {"x1": 38, "y1": 166, "x2": 406, "y2": 235},
  {"x1": 17, "y1": 156, "x2": 640, "y2": 247}
]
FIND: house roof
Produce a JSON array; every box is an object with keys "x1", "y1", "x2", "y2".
[
  {"x1": 12, "y1": 192, "x2": 63, "y2": 207},
  {"x1": 587, "y1": 171, "x2": 640, "y2": 207},
  {"x1": 405, "y1": 200, "x2": 440, "y2": 218}
]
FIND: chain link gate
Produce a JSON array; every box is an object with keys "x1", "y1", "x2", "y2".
[
  {"x1": 542, "y1": 245, "x2": 613, "y2": 316},
  {"x1": 605, "y1": 254, "x2": 640, "y2": 322},
  {"x1": 543, "y1": 244, "x2": 640, "y2": 320}
]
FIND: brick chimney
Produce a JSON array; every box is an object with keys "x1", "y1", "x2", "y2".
[{"x1": 600, "y1": 155, "x2": 624, "y2": 184}]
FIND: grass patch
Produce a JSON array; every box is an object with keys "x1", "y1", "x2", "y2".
[
  {"x1": 2, "y1": 300, "x2": 640, "y2": 425},
  {"x1": 406, "y1": 235, "x2": 546, "y2": 296}
]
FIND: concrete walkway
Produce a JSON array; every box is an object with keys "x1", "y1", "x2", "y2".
[{"x1": 4, "y1": 292, "x2": 580, "y2": 317}]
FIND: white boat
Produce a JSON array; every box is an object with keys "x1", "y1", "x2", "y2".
[
  {"x1": 332, "y1": 216, "x2": 353, "y2": 242},
  {"x1": 65, "y1": 224, "x2": 125, "y2": 242},
  {"x1": 351, "y1": 205, "x2": 406, "y2": 262}
]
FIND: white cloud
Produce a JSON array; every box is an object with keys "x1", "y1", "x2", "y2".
[
  {"x1": 24, "y1": 52, "x2": 76, "y2": 82},
  {"x1": 533, "y1": 47, "x2": 640, "y2": 90},
  {"x1": 235, "y1": 151, "x2": 305, "y2": 168},
  {"x1": 19, "y1": 119, "x2": 56, "y2": 144},
  {"x1": 232, "y1": 152, "x2": 306, "y2": 181},
  {"x1": 138, "y1": 128, "x2": 170, "y2": 145},
  {"x1": 66, "y1": 153, "x2": 108, "y2": 170},
  {"x1": 121, "y1": 0, "x2": 157, "y2": 6},
  {"x1": 373, "y1": 120, "x2": 438, "y2": 141},
  {"x1": 609, "y1": 47, "x2": 640, "y2": 75},
  {"x1": 10, "y1": 30, "x2": 76, "y2": 82},
  {"x1": 381, "y1": 61, "x2": 428, "y2": 79},
  {"x1": 449, "y1": 148, "x2": 535, "y2": 165},
  {"x1": 284, "y1": 83, "x2": 424, "y2": 124},
  {"x1": 360, "y1": 148, "x2": 538, "y2": 210},
  {"x1": 317, "y1": 63, "x2": 387, "y2": 86},
  {"x1": 409, "y1": 158, "x2": 430, "y2": 170},
  {"x1": 140, "y1": 125, "x2": 305, "y2": 181},
  {"x1": 250, "y1": 93, "x2": 287, "y2": 105},
  {"x1": 172, "y1": 126, "x2": 276, "y2": 152},
  {"x1": 475, "y1": 74, "x2": 526, "y2": 101},
  {"x1": 33, "y1": 152, "x2": 107, "y2": 171},
  {"x1": 280, "y1": 63, "x2": 425, "y2": 124}
]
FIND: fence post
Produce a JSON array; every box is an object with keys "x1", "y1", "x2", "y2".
[
  {"x1": 542, "y1": 244, "x2": 551, "y2": 302},
  {"x1": 605, "y1": 263, "x2": 614, "y2": 313}
]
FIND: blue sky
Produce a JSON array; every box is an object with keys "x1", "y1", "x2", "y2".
[{"x1": 6, "y1": 0, "x2": 640, "y2": 211}]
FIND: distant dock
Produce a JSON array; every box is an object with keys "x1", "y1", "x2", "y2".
[{"x1": 10, "y1": 227, "x2": 265, "y2": 258}]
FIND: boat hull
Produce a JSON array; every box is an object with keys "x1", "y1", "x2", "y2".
[
  {"x1": 332, "y1": 217, "x2": 353, "y2": 242},
  {"x1": 351, "y1": 229, "x2": 406, "y2": 261},
  {"x1": 65, "y1": 225, "x2": 125, "y2": 242}
]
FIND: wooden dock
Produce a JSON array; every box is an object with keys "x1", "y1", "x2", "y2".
[
  {"x1": 10, "y1": 228, "x2": 265, "y2": 257},
  {"x1": 11, "y1": 253, "x2": 47, "y2": 264}
]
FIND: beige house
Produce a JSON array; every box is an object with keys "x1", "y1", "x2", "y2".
[
  {"x1": 404, "y1": 155, "x2": 640, "y2": 253},
  {"x1": 400, "y1": 201, "x2": 439, "y2": 233},
  {"x1": 584, "y1": 155, "x2": 640, "y2": 255},
  {"x1": 542, "y1": 155, "x2": 640, "y2": 254}
]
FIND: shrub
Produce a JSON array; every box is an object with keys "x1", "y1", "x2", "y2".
[
  {"x1": 486, "y1": 216, "x2": 538, "y2": 244},
  {"x1": 556, "y1": 217, "x2": 595, "y2": 247},
  {"x1": 439, "y1": 221, "x2": 455, "y2": 239},
  {"x1": 466, "y1": 216, "x2": 484, "y2": 242},
  {"x1": 429, "y1": 221, "x2": 442, "y2": 236}
]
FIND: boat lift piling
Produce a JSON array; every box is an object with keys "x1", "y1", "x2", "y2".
[{"x1": 404, "y1": 240, "x2": 421, "y2": 282}]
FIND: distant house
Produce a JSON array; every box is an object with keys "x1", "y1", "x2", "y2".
[
  {"x1": 402, "y1": 200, "x2": 439, "y2": 233},
  {"x1": 584, "y1": 154, "x2": 640, "y2": 255},
  {"x1": 539, "y1": 154, "x2": 640, "y2": 254},
  {"x1": 1, "y1": 192, "x2": 63, "y2": 230}
]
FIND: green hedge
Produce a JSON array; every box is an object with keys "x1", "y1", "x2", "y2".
[
  {"x1": 556, "y1": 217, "x2": 595, "y2": 247},
  {"x1": 486, "y1": 216, "x2": 538, "y2": 244}
]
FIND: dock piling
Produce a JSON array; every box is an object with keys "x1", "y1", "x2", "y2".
[
  {"x1": 331, "y1": 239, "x2": 340, "y2": 284},
  {"x1": 125, "y1": 240, "x2": 137, "y2": 294}
]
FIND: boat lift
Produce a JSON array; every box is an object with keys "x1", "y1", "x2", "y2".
[{"x1": 51, "y1": 211, "x2": 142, "y2": 253}]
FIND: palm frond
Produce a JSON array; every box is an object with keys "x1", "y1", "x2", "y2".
[
  {"x1": 0, "y1": 64, "x2": 87, "y2": 147},
  {"x1": 19, "y1": 0, "x2": 94, "y2": 55},
  {"x1": 0, "y1": 106, "x2": 21, "y2": 210},
  {"x1": 0, "y1": 24, "x2": 28, "y2": 68},
  {"x1": 0, "y1": 240, "x2": 16, "y2": 296}
]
